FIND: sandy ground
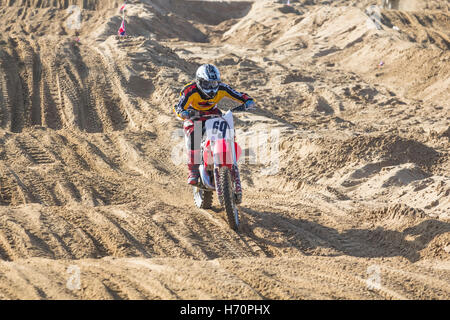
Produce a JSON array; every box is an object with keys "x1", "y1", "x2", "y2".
[{"x1": 0, "y1": 0, "x2": 448, "y2": 299}]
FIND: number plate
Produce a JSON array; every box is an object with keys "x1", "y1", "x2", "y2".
[
  {"x1": 204, "y1": 111, "x2": 234, "y2": 142},
  {"x1": 205, "y1": 118, "x2": 228, "y2": 141}
]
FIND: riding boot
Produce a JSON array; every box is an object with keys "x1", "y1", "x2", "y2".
[{"x1": 187, "y1": 150, "x2": 201, "y2": 185}]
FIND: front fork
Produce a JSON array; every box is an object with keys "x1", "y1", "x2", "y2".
[
  {"x1": 214, "y1": 167, "x2": 223, "y2": 205},
  {"x1": 213, "y1": 127, "x2": 242, "y2": 205},
  {"x1": 233, "y1": 164, "x2": 242, "y2": 204}
]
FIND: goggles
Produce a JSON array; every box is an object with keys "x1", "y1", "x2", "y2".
[{"x1": 199, "y1": 80, "x2": 219, "y2": 90}]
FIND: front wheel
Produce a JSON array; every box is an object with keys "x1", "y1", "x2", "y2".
[{"x1": 218, "y1": 166, "x2": 239, "y2": 231}]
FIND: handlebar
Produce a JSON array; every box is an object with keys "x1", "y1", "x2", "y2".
[
  {"x1": 189, "y1": 113, "x2": 219, "y2": 121},
  {"x1": 188, "y1": 103, "x2": 246, "y2": 121},
  {"x1": 230, "y1": 103, "x2": 246, "y2": 112}
]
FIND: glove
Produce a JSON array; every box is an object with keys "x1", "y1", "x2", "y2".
[
  {"x1": 180, "y1": 110, "x2": 191, "y2": 120},
  {"x1": 245, "y1": 100, "x2": 256, "y2": 111}
]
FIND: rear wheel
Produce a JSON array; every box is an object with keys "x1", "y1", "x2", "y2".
[
  {"x1": 193, "y1": 187, "x2": 213, "y2": 209},
  {"x1": 218, "y1": 166, "x2": 239, "y2": 231}
]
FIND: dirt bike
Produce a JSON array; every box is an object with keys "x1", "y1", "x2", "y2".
[{"x1": 190, "y1": 104, "x2": 246, "y2": 231}]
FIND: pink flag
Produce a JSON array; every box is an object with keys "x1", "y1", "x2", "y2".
[{"x1": 118, "y1": 20, "x2": 126, "y2": 36}]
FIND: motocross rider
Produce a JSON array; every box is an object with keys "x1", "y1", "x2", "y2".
[{"x1": 173, "y1": 64, "x2": 256, "y2": 185}]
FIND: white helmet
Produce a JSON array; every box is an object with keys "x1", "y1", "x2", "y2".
[{"x1": 196, "y1": 64, "x2": 220, "y2": 99}]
